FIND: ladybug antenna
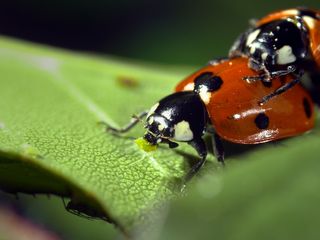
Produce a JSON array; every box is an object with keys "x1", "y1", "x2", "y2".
[{"x1": 132, "y1": 113, "x2": 145, "y2": 124}]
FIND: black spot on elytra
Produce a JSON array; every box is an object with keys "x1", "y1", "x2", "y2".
[
  {"x1": 194, "y1": 72, "x2": 223, "y2": 92},
  {"x1": 210, "y1": 76, "x2": 223, "y2": 91},
  {"x1": 254, "y1": 113, "x2": 269, "y2": 129},
  {"x1": 194, "y1": 72, "x2": 213, "y2": 83},
  {"x1": 303, "y1": 97, "x2": 312, "y2": 118}
]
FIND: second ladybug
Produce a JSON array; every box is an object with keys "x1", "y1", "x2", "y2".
[{"x1": 229, "y1": 7, "x2": 320, "y2": 103}]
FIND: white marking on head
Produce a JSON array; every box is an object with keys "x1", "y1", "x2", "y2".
[
  {"x1": 161, "y1": 109, "x2": 174, "y2": 120},
  {"x1": 250, "y1": 45, "x2": 256, "y2": 54},
  {"x1": 148, "y1": 116, "x2": 154, "y2": 124},
  {"x1": 183, "y1": 82, "x2": 195, "y2": 91},
  {"x1": 154, "y1": 116, "x2": 168, "y2": 129},
  {"x1": 261, "y1": 52, "x2": 268, "y2": 61},
  {"x1": 246, "y1": 29, "x2": 261, "y2": 46},
  {"x1": 173, "y1": 121, "x2": 194, "y2": 141},
  {"x1": 276, "y1": 45, "x2": 297, "y2": 65},
  {"x1": 147, "y1": 103, "x2": 159, "y2": 118},
  {"x1": 303, "y1": 16, "x2": 316, "y2": 29},
  {"x1": 158, "y1": 124, "x2": 165, "y2": 131},
  {"x1": 198, "y1": 85, "x2": 211, "y2": 104}
]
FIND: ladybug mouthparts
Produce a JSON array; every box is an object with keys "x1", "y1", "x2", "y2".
[{"x1": 143, "y1": 131, "x2": 159, "y2": 145}]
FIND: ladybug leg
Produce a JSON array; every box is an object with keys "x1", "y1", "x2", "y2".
[
  {"x1": 207, "y1": 127, "x2": 225, "y2": 164},
  {"x1": 185, "y1": 138, "x2": 207, "y2": 181},
  {"x1": 100, "y1": 111, "x2": 148, "y2": 134},
  {"x1": 162, "y1": 139, "x2": 179, "y2": 148},
  {"x1": 244, "y1": 65, "x2": 296, "y2": 83},
  {"x1": 212, "y1": 133, "x2": 225, "y2": 165},
  {"x1": 259, "y1": 77, "x2": 301, "y2": 105},
  {"x1": 309, "y1": 71, "x2": 320, "y2": 106}
]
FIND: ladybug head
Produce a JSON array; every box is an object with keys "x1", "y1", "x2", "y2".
[
  {"x1": 143, "y1": 113, "x2": 174, "y2": 145},
  {"x1": 246, "y1": 19, "x2": 308, "y2": 72},
  {"x1": 142, "y1": 91, "x2": 208, "y2": 148},
  {"x1": 247, "y1": 37, "x2": 275, "y2": 71}
]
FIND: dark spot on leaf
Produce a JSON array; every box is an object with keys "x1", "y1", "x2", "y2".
[{"x1": 117, "y1": 76, "x2": 139, "y2": 88}]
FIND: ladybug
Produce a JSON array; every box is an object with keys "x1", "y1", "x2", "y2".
[
  {"x1": 229, "y1": 7, "x2": 320, "y2": 104},
  {"x1": 106, "y1": 58, "x2": 314, "y2": 180}
]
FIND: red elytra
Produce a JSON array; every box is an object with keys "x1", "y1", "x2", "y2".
[{"x1": 175, "y1": 57, "x2": 315, "y2": 144}]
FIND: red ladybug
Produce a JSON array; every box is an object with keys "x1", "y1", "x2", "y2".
[
  {"x1": 229, "y1": 8, "x2": 320, "y2": 103},
  {"x1": 107, "y1": 58, "x2": 314, "y2": 180}
]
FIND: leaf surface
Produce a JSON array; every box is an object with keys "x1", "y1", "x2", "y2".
[{"x1": 0, "y1": 37, "x2": 212, "y2": 232}]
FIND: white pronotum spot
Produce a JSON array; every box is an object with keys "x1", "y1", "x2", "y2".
[
  {"x1": 246, "y1": 29, "x2": 261, "y2": 46},
  {"x1": 276, "y1": 45, "x2": 297, "y2": 64},
  {"x1": 261, "y1": 52, "x2": 268, "y2": 60},
  {"x1": 158, "y1": 124, "x2": 165, "y2": 131},
  {"x1": 173, "y1": 121, "x2": 194, "y2": 141}
]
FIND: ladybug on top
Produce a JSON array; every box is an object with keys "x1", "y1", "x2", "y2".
[{"x1": 229, "y1": 7, "x2": 320, "y2": 104}]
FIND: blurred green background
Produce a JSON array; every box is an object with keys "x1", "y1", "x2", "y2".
[
  {"x1": 1, "y1": 0, "x2": 318, "y2": 65},
  {"x1": 0, "y1": 0, "x2": 319, "y2": 239}
]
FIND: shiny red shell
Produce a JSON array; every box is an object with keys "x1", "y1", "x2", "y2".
[
  {"x1": 175, "y1": 58, "x2": 315, "y2": 144},
  {"x1": 256, "y1": 8, "x2": 320, "y2": 70}
]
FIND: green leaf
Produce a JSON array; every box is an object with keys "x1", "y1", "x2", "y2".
[
  {"x1": 2, "y1": 36, "x2": 320, "y2": 239},
  {"x1": 158, "y1": 129, "x2": 320, "y2": 240},
  {"x1": 0, "y1": 36, "x2": 217, "y2": 233}
]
